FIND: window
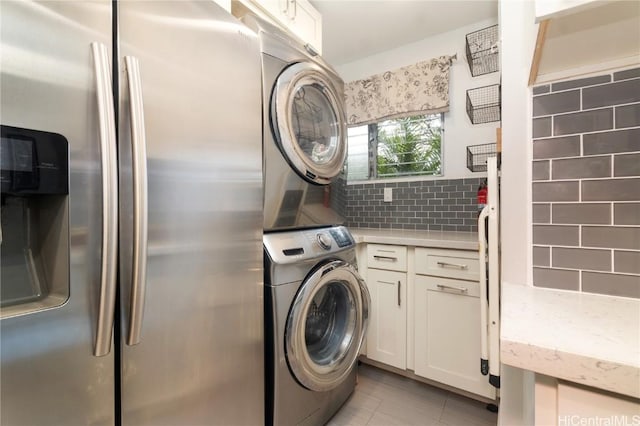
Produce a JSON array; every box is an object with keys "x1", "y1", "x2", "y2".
[{"x1": 346, "y1": 114, "x2": 443, "y2": 181}]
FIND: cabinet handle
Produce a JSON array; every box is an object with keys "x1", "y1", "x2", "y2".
[
  {"x1": 437, "y1": 261, "x2": 468, "y2": 270},
  {"x1": 373, "y1": 255, "x2": 397, "y2": 262},
  {"x1": 292, "y1": 0, "x2": 297, "y2": 19},
  {"x1": 437, "y1": 284, "x2": 468, "y2": 293},
  {"x1": 376, "y1": 280, "x2": 396, "y2": 285},
  {"x1": 397, "y1": 281, "x2": 401, "y2": 306},
  {"x1": 281, "y1": 0, "x2": 288, "y2": 15}
]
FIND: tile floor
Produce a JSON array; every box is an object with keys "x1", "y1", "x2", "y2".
[{"x1": 328, "y1": 363, "x2": 498, "y2": 426}]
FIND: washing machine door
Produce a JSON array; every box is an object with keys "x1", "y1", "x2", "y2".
[
  {"x1": 285, "y1": 260, "x2": 370, "y2": 392},
  {"x1": 271, "y1": 62, "x2": 347, "y2": 185}
]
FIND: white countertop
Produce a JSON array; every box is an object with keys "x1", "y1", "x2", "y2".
[
  {"x1": 349, "y1": 228, "x2": 479, "y2": 251},
  {"x1": 501, "y1": 282, "x2": 640, "y2": 398}
]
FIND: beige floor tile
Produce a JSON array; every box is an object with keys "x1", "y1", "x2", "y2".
[
  {"x1": 345, "y1": 390, "x2": 383, "y2": 412},
  {"x1": 367, "y1": 410, "x2": 446, "y2": 426},
  {"x1": 440, "y1": 393, "x2": 497, "y2": 426},
  {"x1": 327, "y1": 404, "x2": 375, "y2": 426},
  {"x1": 332, "y1": 364, "x2": 497, "y2": 426}
]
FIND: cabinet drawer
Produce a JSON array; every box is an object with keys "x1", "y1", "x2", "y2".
[
  {"x1": 418, "y1": 275, "x2": 480, "y2": 298},
  {"x1": 367, "y1": 244, "x2": 407, "y2": 272},
  {"x1": 415, "y1": 248, "x2": 479, "y2": 281}
]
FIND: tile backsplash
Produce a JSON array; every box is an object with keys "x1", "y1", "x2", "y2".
[
  {"x1": 335, "y1": 177, "x2": 485, "y2": 232},
  {"x1": 531, "y1": 67, "x2": 640, "y2": 299}
]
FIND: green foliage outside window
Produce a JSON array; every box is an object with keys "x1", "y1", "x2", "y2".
[{"x1": 376, "y1": 115, "x2": 442, "y2": 177}]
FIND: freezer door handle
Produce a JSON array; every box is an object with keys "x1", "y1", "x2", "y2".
[
  {"x1": 124, "y1": 56, "x2": 149, "y2": 346},
  {"x1": 91, "y1": 42, "x2": 118, "y2": 357}
]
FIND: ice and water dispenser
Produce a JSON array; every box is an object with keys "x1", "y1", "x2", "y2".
[{"x1": 1, "y1": 125, "x2": 69, "y2": 318}]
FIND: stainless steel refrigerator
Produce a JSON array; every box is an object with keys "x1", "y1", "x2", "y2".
[{"x1": 0, "y1": 1, "x2": 264, "y2": 425}]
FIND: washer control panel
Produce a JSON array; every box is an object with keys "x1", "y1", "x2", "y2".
[
  {"x1": 316, "y1": 233, "x2": 332, "y2": 250},
  {"x1": 264, "y1": 226, "x2": 355, "y2": 265}
]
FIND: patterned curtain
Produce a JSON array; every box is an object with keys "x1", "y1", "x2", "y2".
[{"x1": 344, "y1": 55, "x2": 453, "y2": 126}]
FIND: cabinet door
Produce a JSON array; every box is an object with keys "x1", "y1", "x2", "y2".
[
  {"x1": 288, "y1": 0, "x2": 322, "y2": 53},
  {"x1": 240, "y1": 0, "x2": 322, "y2": 54},
  {"x1": 414, "y1": 275, "x2": 495, "y2": 399},
  {"x1": 366, "y1": 268, "x2": 407, "y2": 369}
]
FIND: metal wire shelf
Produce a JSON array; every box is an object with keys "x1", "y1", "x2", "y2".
[
  {"x1": 466, "y1": 84, "x2": 501, "y2": 125},
  {"x1": 467, "y1": 143, "x2": 497, "y2": 172},
  {"x1": 465, "y1": 25, "x2": 499, "y2": 77}
]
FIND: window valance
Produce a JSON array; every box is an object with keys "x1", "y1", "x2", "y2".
[{"x1": 344, "y1": 55, "x2": 453, "y2": 126}]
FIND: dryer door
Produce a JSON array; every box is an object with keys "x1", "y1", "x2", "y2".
[
  {"x1": 271, "y1": 62, "x2": 347, "y2": 185},
  {"x1": 285, "y1": 260, "x2": 370, "y2": 392}
]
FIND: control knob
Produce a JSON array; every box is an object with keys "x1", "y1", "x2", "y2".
[{"x1": 316, "y1": 233, "x2": 332, "y2": 250}]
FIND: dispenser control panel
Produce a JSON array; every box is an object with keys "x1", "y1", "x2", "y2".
[{"x1": 1, "y1": 125, "x2": 68, "y2": 195}]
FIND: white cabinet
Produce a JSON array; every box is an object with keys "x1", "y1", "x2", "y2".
[
  {"x1": 535, "y1": 0, "x2": 602, "y2": 21},
  {"x1": 413, "y1": 249, "x2": 495, "y2": 399},
  {"x1": 535, "y1": 374, "x2": 640, "y2": 425},
  {"x1": 213, "y1": 0, "x2": 231, "y2": 13},
  {"x1": 365, "y1": 244, "x2": 407, "y2": 370},
  {"x1": 414, "y1": 248, "x2": 480, "y2": 282},
  {"x1": 233, "y1": 0, "x2": 322, "y2": 54}
]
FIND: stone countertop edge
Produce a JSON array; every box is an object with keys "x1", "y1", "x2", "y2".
[
  {"x1": 501, "y1": 282, "x2": 640, "y2": 399},
  {"x1": 349, "y1": 228, "x2": 479, "y2": 251}
]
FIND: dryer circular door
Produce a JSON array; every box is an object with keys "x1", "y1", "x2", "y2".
[
  {"x1": 285, "y1": 260, "x2": 370, "y2": 392},
  {"x1": 271, "y1": 62, "x2": 347, "y2": 185}
]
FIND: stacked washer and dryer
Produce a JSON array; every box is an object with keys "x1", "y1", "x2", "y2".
[{"x1": 242, "y1": 14, "x2": 371, "y2": 426}]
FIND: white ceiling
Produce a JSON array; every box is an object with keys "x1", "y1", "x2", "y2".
[{"x1": 310, "y1": 0, "x2": 498, "y2": 66}]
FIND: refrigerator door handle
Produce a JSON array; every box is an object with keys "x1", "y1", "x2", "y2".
[
  {"x1": 91, "y1": 42, "x2": 118, "y2": 357},
  {"x1": 124, "y1": 56, "x2": 149, "y2": 346}
]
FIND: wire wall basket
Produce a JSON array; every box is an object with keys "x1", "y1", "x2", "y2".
[
  {"x1": 466, "y1": 84, "x2": 501, "y2": 125},
  {"x1": 465, "y1": 25, "x2": 499, "y2": 77},
  {"x1": 467, "y1": 143, "x2": 497, "y2": 172}
]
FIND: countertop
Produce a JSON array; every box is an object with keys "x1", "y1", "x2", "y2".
[
  {"x1": 349, "y1": 227, "x2": 479, "y2": 251},
  {"x1": 501, "y1": 282, "x2": 640, "y2": 398}
]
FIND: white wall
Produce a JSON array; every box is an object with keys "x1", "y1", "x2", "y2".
[
  {"x1": 334, "y1": 17, "x2": 500, "y2": 181},
  {"x1": 498, "y1": 1, "x2": 538, "y2": 425}
]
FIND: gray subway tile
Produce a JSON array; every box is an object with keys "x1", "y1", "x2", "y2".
[
  {"x1": 582, "y1": 79, "x2": 640, "y2": 109},
  {"x1": 614, "y1": 153, "x2": 640, "y2": 177},
  {"x1": 533, "y1": 225, "x2": 579, "y2": 246},
  {"x1": 532, "y1": 161, "x2": 550, "y2": 180},
  {"x1": 552, "y1": 156, "x2": 611, "y2": 179},
  {"x1": 552, "y1": 203, "x2": 611, "y2": 225},
  {"x1": 616, "y1": 103, "x2": 640, "y2": 128},
  {"x1": 552, "y1": 247, "x2": 611, "y2": 271},
  {"x1": 532, "y1": 181, "x2": 579, "y2": 202},
  {"x1": 615, "y1": 251, "x2": 640, "y2": 275},
  {"x1": 533, "y1": 204, "x2": 551, "y2": 223},
  {"x1": 614, "y1": 203, "x2": 640, "y2": 225},
  {"x1": 582, "y1": 178, "x2": 640, "y2": 201},
  {"x1": 583, "y1": 128, "x2": 640, "y2": 155},
  {"x1": 533, "y1": 90, "x2": 580, "y2": 117},
  {"x1": 533, "y1": 117, "x2": 552, "y2": 138},
  {"x1": 533, "y1": 246, "x2": 550, "y2": 267},
  {"x1": 614, "y1": 68, "x2": 640, "y2": 81},
  {"x1": 533, "y1": 85, "x2": 550, "y2": 95},
  {"x1": 582, "y1": 271, "x2": 640, "y2": 299},
  {"x1": 533, "y1": 268, "x2": 579, "y2": 291},
  {"x1": 552, "y1": 75, "x2": 611, "y2": 91},
  {"x1": 533, "y1": 135, "x2": 580, "y2": 159},
  {"x1": 553, "y1": 108, "x2": 613, "y2": 136},
  {"x1": 582, "y1": 226, "x2": 640, "y2": 250}
]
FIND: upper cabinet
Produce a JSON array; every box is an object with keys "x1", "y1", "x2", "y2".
[
  {"x1": 534, "y1": 0, "x2": 604, "y2": 21},
  {"x1": 530, "y1": 0, "x2": 640, "y2": 84},
  {"x1": 213, "y1": 0, "x2": 232, "y2": 13},
  {"x1": 233, "y1": 0, "x2": 322, "y2": 54}
]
